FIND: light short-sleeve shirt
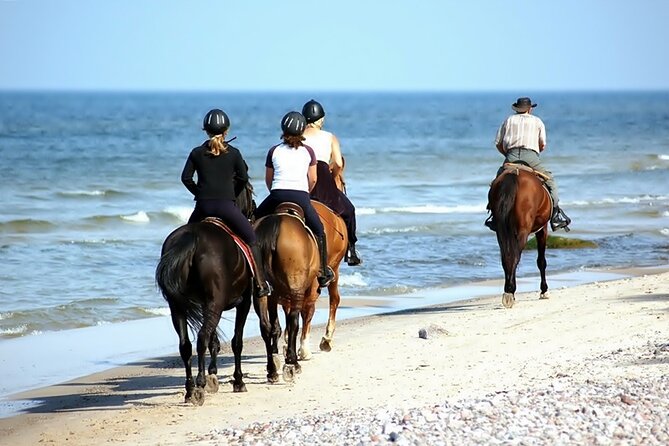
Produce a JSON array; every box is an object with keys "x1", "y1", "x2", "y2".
[
  {"x1": 495, "y1": 113, "x2": 547, "y2": 153},
  {"x1": 265, "y1": 143, "x2": 317, "y2": 192},
  {"x1": 302, "y1": 129, "x2": 334, "y2": 163}
]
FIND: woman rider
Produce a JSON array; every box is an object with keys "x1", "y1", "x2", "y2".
[
  {"x1": 181, "y1": 108, "x2": 270, "y2": 298},
  {"x1": 254, "y1": 111, "x2": 335, "y2": 287},
  {"x1": 301, "y1": 99, "x2": 361, "y2": 266}
]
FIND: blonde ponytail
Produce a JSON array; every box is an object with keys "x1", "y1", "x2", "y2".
[{"x1": 208, "y1": 134, "x2": 229, "y2": 156}]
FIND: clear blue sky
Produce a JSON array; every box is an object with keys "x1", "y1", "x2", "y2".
[{"x1": 1, "y1": 0, "x2": 668, "y2": 91}]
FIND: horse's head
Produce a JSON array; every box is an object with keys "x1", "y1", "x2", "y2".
[{"x1": 236, "y1": 181, "x2": 256, "y2": 222}]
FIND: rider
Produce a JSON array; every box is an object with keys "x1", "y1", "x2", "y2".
[
  {"x1": 301, "y1": 99, "x2": 362, "y2": 266},
  {"x1": 254, "y1": 111, "x2": 335, "y2": 288},
  {"x1": 181, "y1": 108, "x2": 271, "y2": 298},
  {"x1": 486, "y1": 97, "x2": 571, "y2": 232}
]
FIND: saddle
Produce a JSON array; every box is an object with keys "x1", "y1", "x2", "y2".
[
  {"x1": 275, "y1": 202, "x2": 305, "y2": 221},
  {"x1": 499, "y1": 162, "x2": 551, "y2": 181},
  {"x1": 202, "y1": 217, "x2": 257, "y2": 277},
  {"x1": 254, "y1": 202, "x2": 316, "y2": 242}
]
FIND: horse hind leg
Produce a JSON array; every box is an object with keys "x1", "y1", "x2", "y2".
[
  {"x1": 282, "y1": 307, "x2": 302, "y2": 382},
  {"x1": 320, "y1": 279, "x2": 341, "y2": 352},
  {"x1": 299, "y1": 297, "x2": 317, "y2": 361},
  {"x1": 536, "y1": 227, "x2": 549, "y2": 299},
  {"x1": 253, "y1": 294, "x2": 279, "y2": 383},
  {"x1": 230, "y1": 290, "x2": 253, "y2": 393},
  {"x1": 204, "y1": 332, "x2": 220, "y2": 393},
  {"x1": 170, "y1": 307, "x2": 195, "y2": 403}
]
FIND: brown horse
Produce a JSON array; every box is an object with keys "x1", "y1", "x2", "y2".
[
  {"x1": 307, "y1": 200, "x2": 348, "y2": 355},
  {"x1": 488, "y1": 165, "x2": 552, "y2": 308},
  {"x1": 155, "y1": 183, "x2": 277, "y2": 405},
  {"x1": 254, "y1": 205, "x2": 320, "y2": 381}
]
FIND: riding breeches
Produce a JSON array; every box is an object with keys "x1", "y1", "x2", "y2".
[
  {"x1": 310, "y1": 161, "x2": 358, "y2": 244},
  {"x1": 254, "y1": 189, "x2": 325, "y2": 237},
  {"x1": 188, "y1": 199, "x2": 256, "y2": 245},
  {"x1": 500, "y1": 148, "x2": 559, "y2": 204}
]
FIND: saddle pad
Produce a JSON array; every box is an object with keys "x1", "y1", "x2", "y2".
[{"x1": 202, "y1": 217, "x2": 256, "y2": 277}]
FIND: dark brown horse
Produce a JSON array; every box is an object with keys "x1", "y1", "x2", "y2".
[
  {"x1": 155, "y1": 184, "x2": 277, "y2": 405},
  {"x1": 488, "y1": 165, "x2": 552, "y2": 308},
  {"x1": 254, "y1": 204, "x2": 320, "y2": 381}
]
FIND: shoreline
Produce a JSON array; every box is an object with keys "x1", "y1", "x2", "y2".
[
  {"x1": 0, "y1": 266, "x2": 668, "y2": 443},
  {"x1": 1, "y1": 264, "x2": 660, "y2": 415}
]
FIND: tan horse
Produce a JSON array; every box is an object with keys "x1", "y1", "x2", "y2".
[
  {"x1": 294, "y1": 200, "x2": 348, "y2": 359},
  {"x1": 254, "y1": 205, "x2": 320, "y2": 381},
  {"x1": 488, "y1": 165, "x2": 552, "y2": 308}
]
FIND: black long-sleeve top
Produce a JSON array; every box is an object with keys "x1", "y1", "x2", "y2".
[{"x1": 181, "y1": 141, "x2": 249, "y2": 201}]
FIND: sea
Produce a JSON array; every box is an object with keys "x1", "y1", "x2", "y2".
[{"x1": 0, "y1": 91, "x2": 668, "y2": 408}]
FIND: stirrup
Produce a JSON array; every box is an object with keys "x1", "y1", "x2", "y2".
[
  {"x1": 550, "y1": 209, "x2": 571, "y2": 232},
  {"x1": 318, "y1": 266, "x2": 335, "y2": 288}
]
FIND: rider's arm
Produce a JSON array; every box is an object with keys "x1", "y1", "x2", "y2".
[
  {"x1": 538, "y1": 122, "x2": 547, "y2": 152},
  {"x1": 307, "y1": 164, "x2": 317, "y2": 192},
  {"x1": 495, "y1": 124, "x2": 506, "y2": 155},
  {"x1": 265, "y1": 167, "x2": 274, "y2": 191},
  {"x1": 330, "y1": 134, "x2": 344, "y2": 174},
  {"x1": 181, "y1": 152, "x2": 198, "y2": 196}
]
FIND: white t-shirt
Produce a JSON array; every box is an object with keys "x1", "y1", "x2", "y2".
[
  {"x1": 265, "y1": 143, "x2": 317, "y2": 192},
  {"x1": 302, "y1": 129, "x2": 334, "y2": 163},
  {"x1": 495, "y1": 113, "x2": 547, "y2": 153}
]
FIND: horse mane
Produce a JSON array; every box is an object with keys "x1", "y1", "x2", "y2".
[{"x1": 235, "y1": 181, "x2": 256, "y2": 220}]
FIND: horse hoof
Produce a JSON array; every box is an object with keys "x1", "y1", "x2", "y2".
[
  {"x1": 539, "y1": 292, "x2": 550, "y2": 300},
  {"x1": 205, "y1": 374, "x2": 219, "y2": 393},
  {"x1": 319, "y1": 337, "x2": 332, "y2": 352},
  {"x1": 233, "y1": 382, "x2": 247, "y2": 393},
  {"x1": 502, "y1": 293, "x2": 515, "y2": 309},
  {"x1": 188, "y1": 388, "x2": 206, "y2": 406},
  {"x1": 282, "y1": 364, "x2": 296, "y2": 383},
  {"x1": 268, "y1": 373, "x2": 280, "y2": 384},
  {"x1": 298, "y1": 349, "x2": 312, "y2": 361}
]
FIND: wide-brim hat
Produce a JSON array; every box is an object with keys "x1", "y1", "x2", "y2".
[{"x1": 512, "y1": 97, "x2": 537, "y2": 112}]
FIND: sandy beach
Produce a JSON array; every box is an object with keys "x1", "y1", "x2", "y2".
[{"x1": 1, "y1": 268, "x2": 668, "y2": 445}]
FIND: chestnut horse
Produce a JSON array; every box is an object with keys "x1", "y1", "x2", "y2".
[
  {"x1": 254, "y1": 205, "x2": 320, "y2": 382},
  {"x1": 309, "y1": 200, "x2": 348, "y2": 355},
  {"x1": 155, "y1": 184, "x2": 277, "y2": 405},
  {"x1": 488, "y1": 165, "x2": 552, "y2": 308}
]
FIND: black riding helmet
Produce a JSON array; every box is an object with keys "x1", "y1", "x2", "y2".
[
  {"x1": 202, "y1": 109, "x2": 230, "y2": 135},
  {"x1": 301, "y1": 99, "x2": 325, "y2": 123},
  {"x1": 281, "y1": 111, "x2": 306, "y2": 136}
]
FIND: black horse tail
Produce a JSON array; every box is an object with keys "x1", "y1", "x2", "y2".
[
  {"x1": 494, "y1": 173, "x2": 520, "y2": 256},
  {"x1": 155, "y1": 229, "x2": 202, "y2": 331},
  {"x1": 254, "y1": 216, "x2": 281, "y2": 285}
]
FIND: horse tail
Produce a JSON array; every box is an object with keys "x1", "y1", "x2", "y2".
[
  {"x1": 254, "y1": 215, "x2": 281, "y2": 285},
  {"x1": 494, "y1": 173, "x2": 520, "y2": 256},
  {"x1": 155, "y1": 228, "x2": 202, "y2": 331}
]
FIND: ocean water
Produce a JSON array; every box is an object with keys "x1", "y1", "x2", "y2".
[{"x1": 1, "y1": 91, "x2": 668, "y2": 339}]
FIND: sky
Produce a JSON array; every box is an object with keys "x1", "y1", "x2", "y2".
[{"x1": 1, "y1": 0, "x2": 668, "y2": 92}]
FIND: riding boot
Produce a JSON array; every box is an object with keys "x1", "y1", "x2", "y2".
[
  {"x1": 251, "y1": 244, "x2": 271, "y2": 298},
  {"x1": 550, "y1": 206, "x2": 572, "y2": 232},
  {"x1": 345, "y1": 242, "x2": 362, "y2": 266},
  {"x1": 316, "y1": 234, "x2": 335, "y2": 288}
]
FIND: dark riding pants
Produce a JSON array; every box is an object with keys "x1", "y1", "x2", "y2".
[
  {"x1": 254, "y1": 189, "x2": 325, "y2": 237},
  {"x1": 188, "y1": 199, "x2": 256, "y2": 245}
]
